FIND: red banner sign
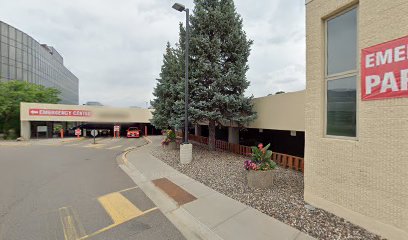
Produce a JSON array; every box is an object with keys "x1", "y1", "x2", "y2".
[
  {"x1": 361, "y1": 35, "x2": 408, "y2": 100},
  {"x1": 29, "y1": 108, "x2": 92, "y2": 117}
]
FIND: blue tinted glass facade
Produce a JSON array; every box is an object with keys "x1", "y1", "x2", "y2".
[{"x1": 0, "y1": 21, "x2": 78, "y2": 104}]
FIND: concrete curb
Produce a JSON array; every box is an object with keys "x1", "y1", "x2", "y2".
[
  {"x1": 119, "y1": 144, "x2": 223, "y2": 240},
  {"x1": 119, "y1": 136, "x2": 316, "y2": 240},
  {"x1": 117, "y1": 137, "x2": 151, "y2": 166}
]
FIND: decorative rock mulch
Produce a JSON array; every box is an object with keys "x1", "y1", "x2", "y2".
[{"x1": 150, "y1": 144, "x2": 385, "y2": 240}]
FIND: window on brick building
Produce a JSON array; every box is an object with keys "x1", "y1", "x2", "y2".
[{"x1": 325, "y1": 7, "x2": 357, "y2": 138}]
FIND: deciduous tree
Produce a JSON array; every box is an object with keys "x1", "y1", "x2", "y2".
[{"x1": 0, "y1": 80, "x2": 60, "y2": 139}]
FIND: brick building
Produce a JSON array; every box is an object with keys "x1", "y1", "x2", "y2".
[{"x1": 305, "y1": 0, "x2": 408, "y2": 239}]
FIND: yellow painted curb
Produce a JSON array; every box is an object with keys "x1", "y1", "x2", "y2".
[{"x1": 143, "y1": 136, "x2": 152, "y2": 144}]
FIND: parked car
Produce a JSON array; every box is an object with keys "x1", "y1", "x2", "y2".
[{"x1": 126, "y1": 127, "x2": 140, "y2": 138}]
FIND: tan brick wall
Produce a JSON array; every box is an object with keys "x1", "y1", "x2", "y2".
[
  {"x1": 305, "y1": 0, "x2": 408, "y2": 239},
  {"x1": 249, "y1": 91, "x2": 305, "y2": 131}
]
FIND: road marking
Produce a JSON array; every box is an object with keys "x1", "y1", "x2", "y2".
[
  {"x1": 37, "y1": 143, "x2": 60, "y2": 146},
  {"x1": 79, "y1": 207, "x2": 157, "y2": 240},
  {"x1": 106, "y1": 145, "x2": 122, "y2": 150},
  {"x1": 143, "y1": 136, "x2": 152, "y2": 144},
  {"x1": 98, "y1": 138, "x2": 115, "y2": 143},
  {"x1": 58, "y1": 206, "x2": 86, "y2": 240},
  {"x1": 83, "y1": 144, "x2": 105, "y2": 148},
  {"x1": 69, "y1": 189, "x2": 157, "y2": 240},
  {"x1": 78, "y1": 192, "x2": 157, "y2": 240},
  {"x1": 66, "y1": 143, "x2": 80, "y2": 146},
  {"x1": 118, "y1": 186, "x2": 139, "y2": 193},
  {"x1": 61, "y1": 138, "x2": 85, "y2": 143},
  {"x1": 98, "y1": 192, "x2": 143, "y2": 224}
]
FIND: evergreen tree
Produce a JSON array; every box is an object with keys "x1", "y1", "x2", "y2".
[
  {"x1": 189, "y1": 0, "x2": 256, "y2": 150},
  {"x1": 168, "y1": 24, "x2": 188, "y2": 130},
  {"x1": 151, "y1": 42, "x2": 178, "y2": 129},
  {"x1": 151, "y1": 25, "x2": 188, "y2": 131}
]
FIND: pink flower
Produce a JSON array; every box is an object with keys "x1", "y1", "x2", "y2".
[
  {"x1": 258, "y1": 143, "x2": 263, "y2": 149},
  {"x1": 250, "y1": 162, "x2": 258, "y2": 170}
]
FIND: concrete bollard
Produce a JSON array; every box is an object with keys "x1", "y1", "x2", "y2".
[{"x1": 180, "y1": 143, "x2": 193, "y2": 164}]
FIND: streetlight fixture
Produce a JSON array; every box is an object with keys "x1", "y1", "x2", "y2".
[
  {"x1": 172, "y1": 2, "x2": 192, "y2": 164},
  {"x1": 172, "y1": 3, "x2": 185, "y2": 12},
  {"x1": 172, "y1": 2, "x2": 189, "y2": 145}
]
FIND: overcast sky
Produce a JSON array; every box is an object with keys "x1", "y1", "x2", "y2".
[{"x1": 0, "y1": 0, "x2": 305, "y2": 107}]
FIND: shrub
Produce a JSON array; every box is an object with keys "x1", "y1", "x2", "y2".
[
  {"x1": 161, "y1": 129, "x2": 177, "y2": 146},
  {"x1": 244, "y1": 143, "x2": 277, "y2": 171}
]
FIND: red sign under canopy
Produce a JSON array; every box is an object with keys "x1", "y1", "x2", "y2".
[
  {"x1": 29, "y1": 108, "x2": 92, "y2": 117},
  {"x1": 361, "y1": 35, "x2": 408, "y2": 100},
  {"x1": 75, "y1": 129, "x2": 81, "y2": 135}
]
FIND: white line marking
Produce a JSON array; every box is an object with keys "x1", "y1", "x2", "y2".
[{"x1": 107, "y1": 145, "x2": 122, "y2": 150}]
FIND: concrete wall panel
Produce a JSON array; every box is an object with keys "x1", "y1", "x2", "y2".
[{"x1": 248, "y1": 91, "x2": 305, "y2": 131}]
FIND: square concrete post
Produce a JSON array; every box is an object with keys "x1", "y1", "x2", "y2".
[
  {"x1": 228, "y1": 127, "x2": 239, "y2": 144},
  {"x1": 20, "y1": 121, "x2": 31, "y2": 140},
  {"x1": 180, "y1": 143, "x2": 193, "y2": 164}
]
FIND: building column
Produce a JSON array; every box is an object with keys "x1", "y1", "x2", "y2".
[
  {"x1": 195, "y1": 124, "x2": 202, "y2": 136},
  {"x1": 20, "y1": 121, "x2": 31, "y2": 140},
  {"x1": 62, "y1": 122, "x2": 68, "y2": 131},
  {"x1": 47, "y1": 122, "x2": 53, "y2": 138},
  {"x1": 228, "y1": 127, "x2": 239, "y2": 144}
]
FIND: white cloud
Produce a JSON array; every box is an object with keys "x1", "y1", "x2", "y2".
[{"x1": 0, "y1": 0, "x2": 305, "y2": 106}]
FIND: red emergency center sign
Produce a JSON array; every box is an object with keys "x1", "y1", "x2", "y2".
[
  {"x1": 362, "y1": 35, "x2": 408, "y2": 100},
  {"x1": 29, "y1": 109, "x2": 92, "y2": 117}
]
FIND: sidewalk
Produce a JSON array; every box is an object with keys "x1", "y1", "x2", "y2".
[{"x1": 120, "y1": 137, "x2": 315, "y2": 240}]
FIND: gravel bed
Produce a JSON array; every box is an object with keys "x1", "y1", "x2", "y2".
[{"x1": 150, "y1": 143, "x2": 385, "y2": 240}]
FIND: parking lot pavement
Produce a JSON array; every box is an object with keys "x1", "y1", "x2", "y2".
[
  {"x1": 70, "y1": 137, "x2": 149, "y2": 151},
  {"x1": 11, "y1": 136, "x2": 149, "y2": 152},
  {"x1": 0, "y1": 137, "x2": 185, "y2": 240}
]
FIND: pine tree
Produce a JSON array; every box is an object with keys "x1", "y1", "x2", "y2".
[
  {"x1": 151, "y1": 25, "x2": 188, "y2": 131},
  {"x1": 151, "y1": 42, "x2": 179, "y2": 130},
  {"x1": 168, "y1": 24, "x2": 188, "y2": 130},
  {"x1": 189, "y1": 0, "x2": 256, "y2": 150}
]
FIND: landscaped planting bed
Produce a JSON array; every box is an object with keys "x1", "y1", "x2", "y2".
[{"x1": 150, "y1": 144, "x2": 384, "y2": 240}]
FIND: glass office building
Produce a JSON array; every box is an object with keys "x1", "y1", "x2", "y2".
[{"x1": 0, "y1": 21, "x2": 78, "y2": 104}]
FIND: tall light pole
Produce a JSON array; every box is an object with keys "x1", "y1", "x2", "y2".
[{"x1": 172, "y1": 3, "x2": 189, "y2": 144}]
